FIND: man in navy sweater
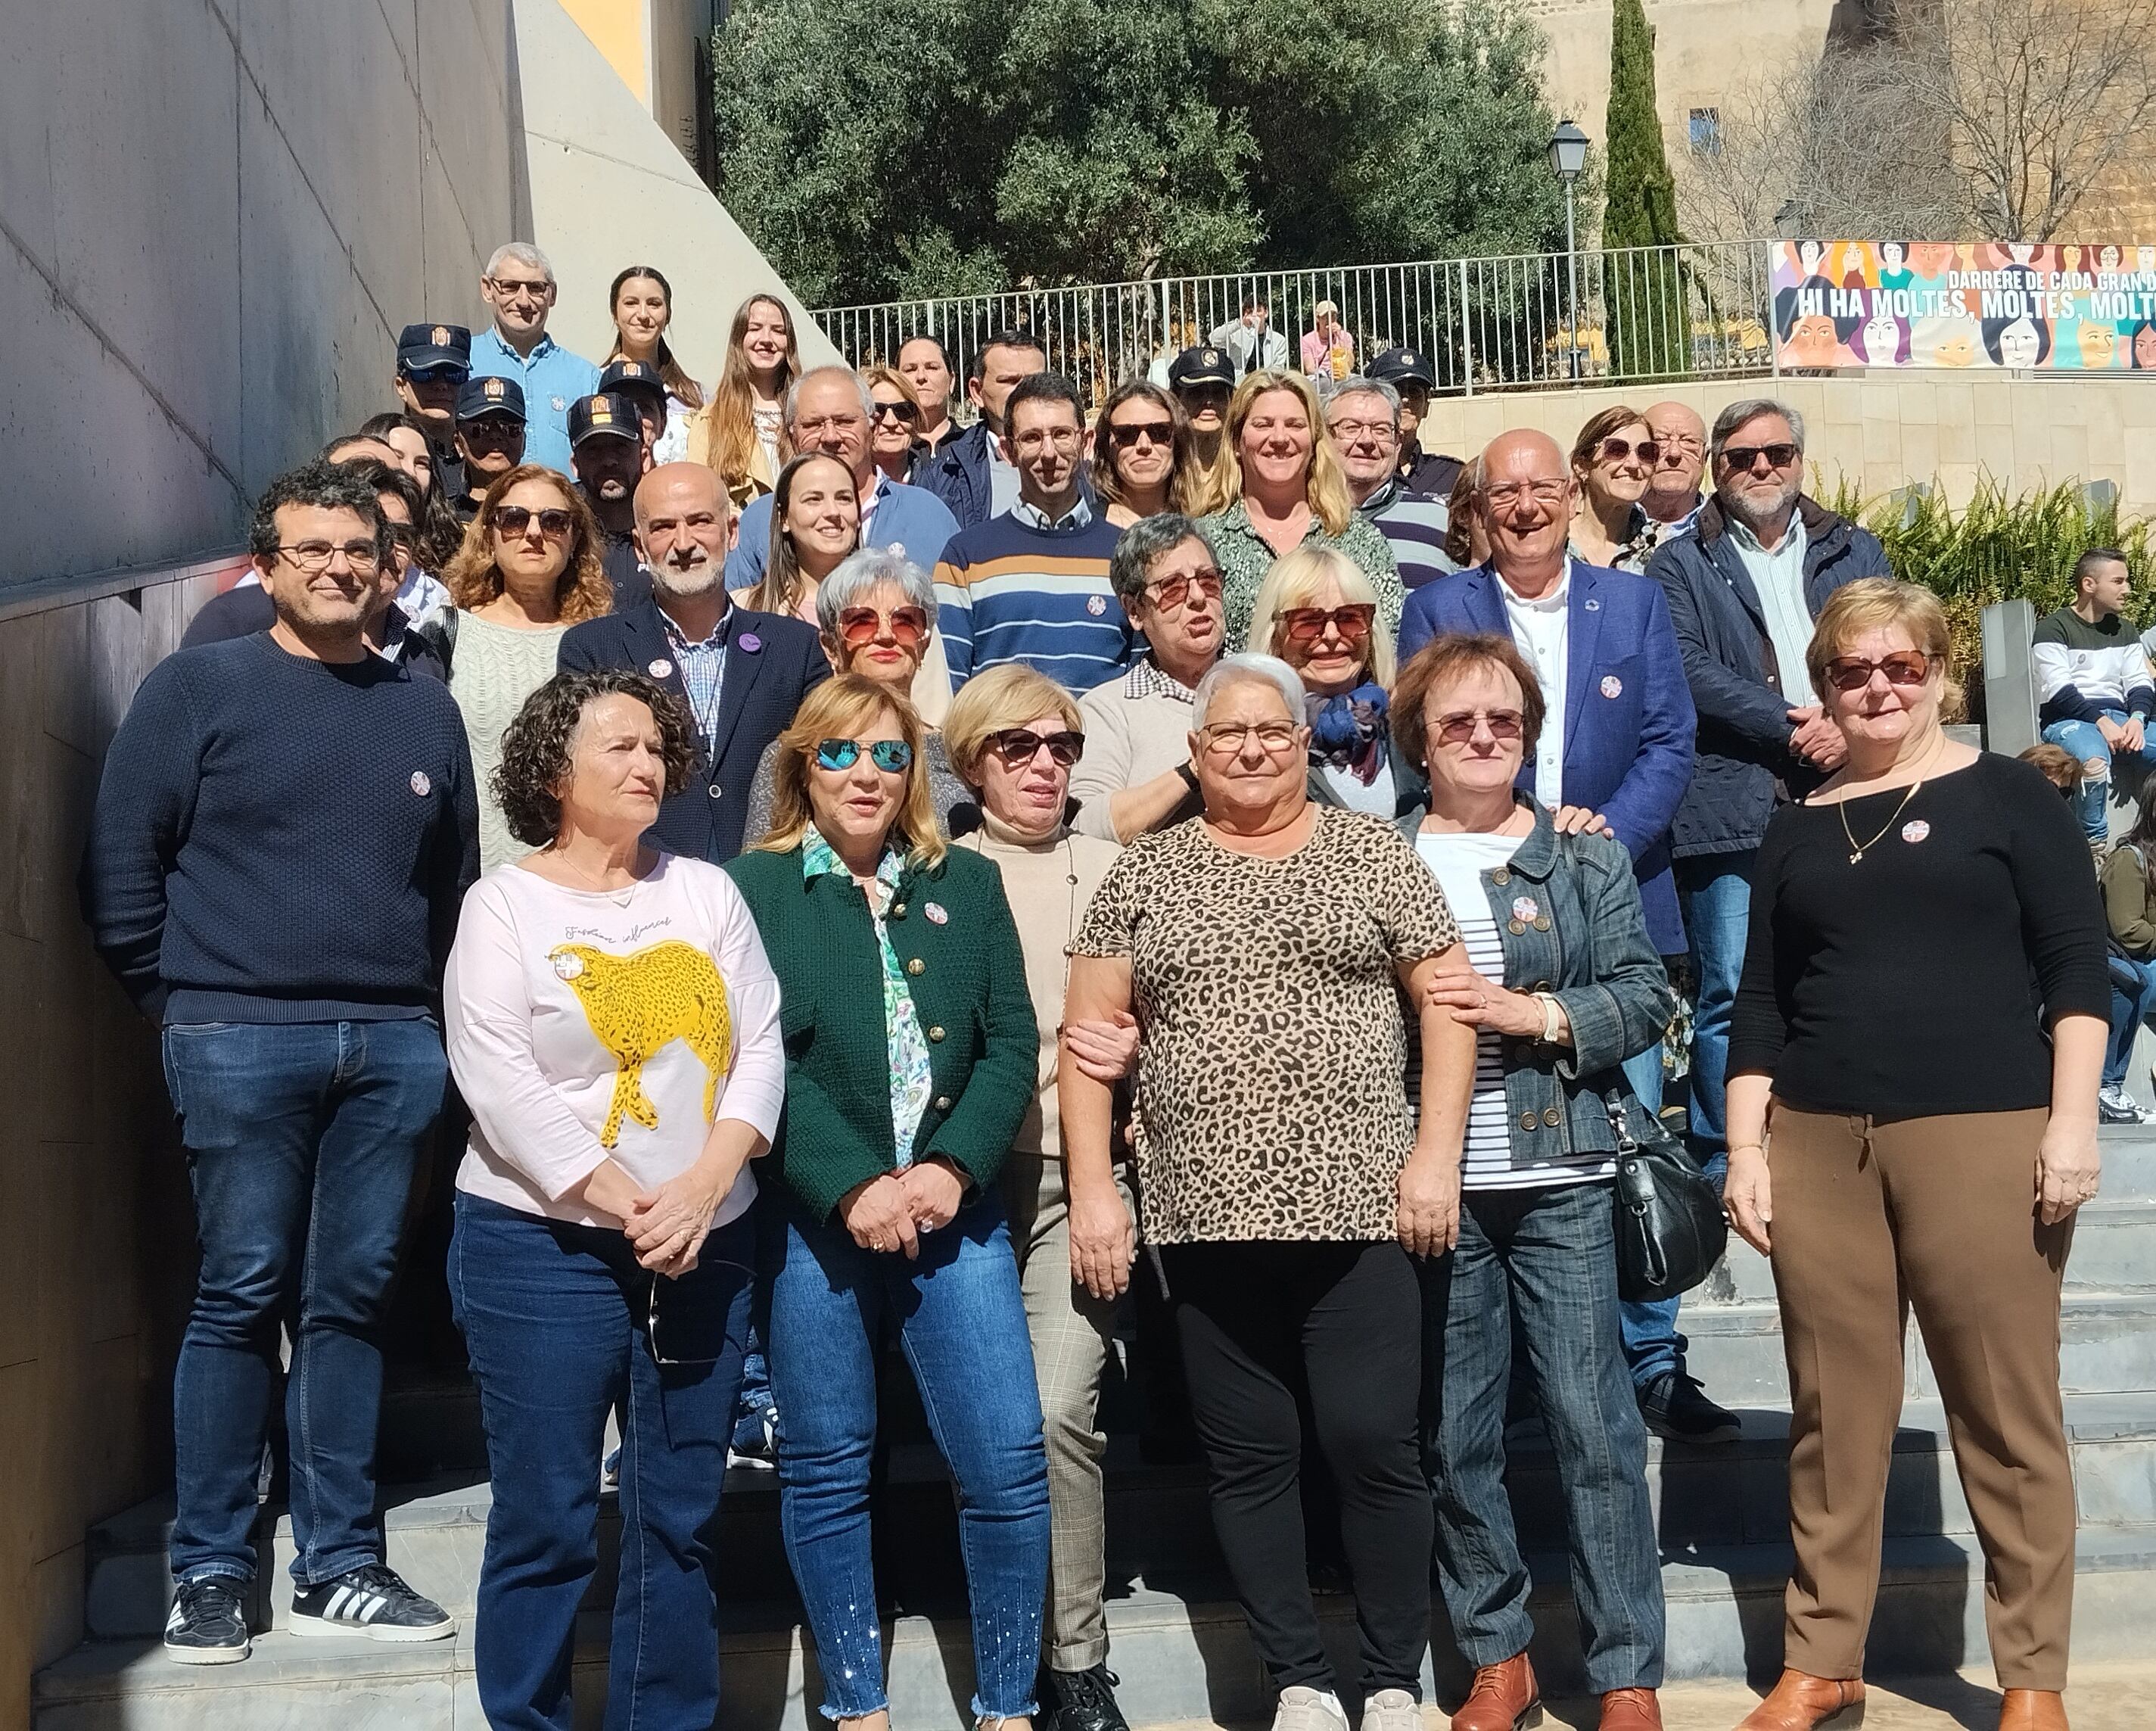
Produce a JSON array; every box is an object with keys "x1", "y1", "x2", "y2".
[{"x1": 81, "y1": 462, "x2": 478, "y2": 1665}]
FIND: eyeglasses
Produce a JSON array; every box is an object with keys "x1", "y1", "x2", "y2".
[
  {"x1": 1719, "y1": 442, "x2": 1802, "y2": 473},
  {"x1": 1143, "y1": 570, "x2": 1223, "y2": 612},
  {"x1": 835, "y1": 605, "x2": 929, "y2": 649},
  {"x1": 1821, "y1": 651, "x2": 1934, "y2": 692},
  {"x1": 873, "y1": 400, "x2": 919, "y2": 425},
  {"x1": 1429, "y1": 708, "x2": 1526, "y2": 744},
  {"x1": 493, "y1": 505, "x2": 573, "y2": 540},
  {"x1": 815, "y1": 737, "x2": 915, "y2": 774},
  {"x1": 487, "y1": 276, "x2": 554, "y2": 298},
  {"x1": 271, "y1": 540, "x2": 382, "y2": 574},
  {"x1": 1014, "y1": 426, "x2": 1084, "y2": 452},
  {"x1": 795, "y1": 414, "x2": 863, "y2": 440},
  {"x1": 1108, "y1": 419, "x2": 1175, "y2": 450},
  {"x1": 1198, "y1": 720, "x2": 1303, "y2": 755},
  {"x1": 1179, "y1": 385, "x2": 1231, "y2": 409},
  {"x1": 1597, "y1": 436, "x2": 1663, "y2": 465},
  {"x1": 987, "y1": 728, "x2": 1084, "y2": 768},
  {"x1": 1277, "y1": 603, "x2": 1376, "y2": 646},
  {"x1": 1482, "y1": 480, "x2": 1571, "y2": 512},
  {"x1": 1327, "y1": 418, "x2": 1396, "y2": 441}
]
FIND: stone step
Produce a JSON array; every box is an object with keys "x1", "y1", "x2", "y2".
[
  {"x1": 38, "y1": 1527, "x2": 2156, "y2": 1730},
  {"x1": 78, "y1": 1394, "x2": 2156, "y2": 1642}
]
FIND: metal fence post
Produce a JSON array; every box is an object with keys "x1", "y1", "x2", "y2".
[{"x1": 1458, "y1": 257, "x2": 1473, "y2": 397}]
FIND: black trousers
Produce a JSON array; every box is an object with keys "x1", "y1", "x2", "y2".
[{"x1": 1159, "y1": 1238, "x2": 1433, "y2": 1698}]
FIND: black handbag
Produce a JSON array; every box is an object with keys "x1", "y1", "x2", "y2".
[{"x1": 1605, "y1": 1086, "x2": 1726, "y2": 1302}]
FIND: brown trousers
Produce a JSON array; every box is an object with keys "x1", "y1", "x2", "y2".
[{"x1": 1766, "y1": 1104, "x2": 2076, "y2": 1689}]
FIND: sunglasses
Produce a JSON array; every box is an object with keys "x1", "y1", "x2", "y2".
[
  {"x1": 1108, "y1": 419, "x2": 1176, "y2": 450},
  {"x1": 1278, "y1": 603, "x2": 1375, "y2": 645},
  {"x1": 1821, "y1": 651, "x2": 1933, "y2": 692},
  {"x1": 1143, "y1": 571, "x2": 1223, "y2": 612},
  {"x1": 835, "y1": 605, "x2": 929, "y2": 649},
  {"x1": 1179, "y1": 385, "x2": 1231, "y2": 408},
  {"x1": 814, "y1": 738, "x2": 915, "y2": 774},
  {"x1": 1719, "y1": 442, "x2": 1802, "y2": 473},
  {"x1": 987, "y1": 728, "x2": 1084, "y2": 768},
  {"x1": 1430, "y1": 708, "x2": 1526, "y2": 744},
  {"x1": 873, "y1": 399, "x2": 920, "y2": 425},
  {"x1": 1598, "y1": 436, "x2": 1662, "y2": 465},
  {"x1": 493, "y1": 505, "x2": 573, "y2": 539}
]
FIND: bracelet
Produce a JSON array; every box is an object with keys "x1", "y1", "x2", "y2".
[
  {"x1": 1176, "y1": 762, "x2": 1201, "y2": 793},
  {"x1": 1728, "y1": 1142, "x2": 1766, "y2": 1158},
  {"x1": 1534, "y1": 992, "x2": 1563, "y2": 1045}
]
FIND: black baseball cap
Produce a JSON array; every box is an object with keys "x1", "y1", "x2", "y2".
[
  {"x1": 456, "y1": 374, "x2": 527, "y2": 424},
  {"x1": 568, "y1": 392, "x2": 639, "y2": 448},
  {"x1": 1168, "y1": 345, "x2": 1235, "y2": 391},
  {"x1": 397, "y1": 322, "x2": 471, "y2": 376},
  {"x1": 597, "y1": 359, "x2": 667, "y2": 407},
  {"x1": 1369, "y1": 346, "x2": 1436, "y2": 390}
]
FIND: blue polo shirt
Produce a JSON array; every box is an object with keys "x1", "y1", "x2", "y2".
[{"x1": 469, "y1": 327, "x2": 599, "y2": 476}]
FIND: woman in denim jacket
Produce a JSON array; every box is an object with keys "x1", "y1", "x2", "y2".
[{"x1": 1389, "y1": 632, "x2": 1672, "y2": 1731}]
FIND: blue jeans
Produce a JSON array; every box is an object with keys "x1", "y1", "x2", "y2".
[
  {"x1": 2043, "y1": 710, "x2": 2156, "y2": 843},
  {"x1": 761, "y1": 1189, "x2": 1050, "y2": 1721},
  {"x1": 160, "y1": 1017, "x2": 446, "y2": 1586},
  {"x1": 451, "y1": 1193, "x2": 754, "y2": 1731},
  {"x1": 1422, "y1": 1182, "x2": 1666, "y2": 1693},
  {"x1": 2107, "y1": 956, "x2": 2156, "y2": 1090},
  {"x1": 734, "y1": 1323, "x2": 777, "y2": 1449}
]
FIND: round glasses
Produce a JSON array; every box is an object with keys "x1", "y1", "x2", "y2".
[{"x1": 835, "y1": 606, "x2": 929, "y2": 649}]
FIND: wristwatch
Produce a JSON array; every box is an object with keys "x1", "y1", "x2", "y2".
[{"x1": 1176, "y1": 763, "x2": 1201, "y2": 793}]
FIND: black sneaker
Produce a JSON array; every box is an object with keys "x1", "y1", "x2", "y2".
[
  {"x1": 289, "y1": 1563, "x2": 455, "y2": 1642},
  {"x1": 1045, "y1": 1664, "x2": 1131, "y2": 1731},
  {"x1": 1638, "y1": 1369, "x2": 1742, "y2": 1445},
  {"x1": 164, "y1": 1576, "x2": 250, "y2": 1665}
]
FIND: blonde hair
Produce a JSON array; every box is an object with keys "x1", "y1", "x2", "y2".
[
  {"x1": 1223, "y1": 371, "x2": 1356, "y2": 536},
  {"x1": 863, "y1": 363, "x2": 922, "y2": 413},
  {"x1": 702, "y1": 294, "x2": 799, "y2": 499},
  {"x1": 1245, "y1": 544, "x2": 1396, "y2": 685},
  {"x1": 751, "y1": 674, "x2": 947, "y2": 867},
  {"x1": 1805, "y1": 577, "x2": 1961, "y2": 717},
  {"x1": 942, "y1": 665, "x2": 1084, "y2": 788},
  {"x1": 441, "y1": 465, "x2": 614, "y2": 624}
]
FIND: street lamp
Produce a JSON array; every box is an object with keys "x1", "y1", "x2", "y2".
[{"x1": 1550, "y1": 120, "x2": 1589, "y2": 379}]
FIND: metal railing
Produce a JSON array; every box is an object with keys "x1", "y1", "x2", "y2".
[{"x1": 811, "y1": 239, "x2": 1778, "y2": 407}]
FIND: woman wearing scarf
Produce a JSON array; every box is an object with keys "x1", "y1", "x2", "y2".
[{"x1": 1249, "y1": 546, "x2": 1420, "y2": 817}]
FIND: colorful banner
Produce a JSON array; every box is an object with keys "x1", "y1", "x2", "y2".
[{"x1": 1770, "y1": 241, "x2": 2156, "y2": 372}]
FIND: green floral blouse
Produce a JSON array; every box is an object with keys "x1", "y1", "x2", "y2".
[{"x1": 1199, "y1": 501, "x2": 1405, "y2": 649}]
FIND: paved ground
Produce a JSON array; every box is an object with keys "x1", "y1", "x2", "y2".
[{"x1": 1144, "y1": 1667, "x2": 2156, "y2": 1729}]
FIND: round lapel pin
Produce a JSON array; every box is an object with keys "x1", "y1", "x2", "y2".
[
  {"x1": 1902, "y1": 820, "x2": 1930, "y2": 843},
  {"x1": 409, "y1": 770, "x2": 431, "y2": 797},
  {"x1": 738, "y1": 631, "x2": 761, "y2": 653},
  {"x1": 1511, "y1": 895, "x2": 1539, "y2": 924},
  {"x1": 924, "y1": 901, "x2": 949, "y2": 925},
  {"x1": 648, "y1": 658, "x2": 674, "y2": 679},
  {"x1": 1601, "y1": 674, "x2": 1623, "y2": 699}
]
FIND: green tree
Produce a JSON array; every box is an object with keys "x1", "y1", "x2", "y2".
[{"x1": 1601, "y1": 0, "x2": 1688, "y2": 378}]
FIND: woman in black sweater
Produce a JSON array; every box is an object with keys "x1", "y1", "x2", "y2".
[{"x1": 1722, "y1": 580, "x2": 2107, "y2": 1731}]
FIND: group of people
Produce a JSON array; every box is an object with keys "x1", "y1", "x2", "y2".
[{"x1": 79, "y1": 238, "x2": 2106, "y2": 1731}]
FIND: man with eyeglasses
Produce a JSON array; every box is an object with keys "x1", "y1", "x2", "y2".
[
  {"x1": 452, "y1": 375, "x2": 528, "y2": 523},
  {"x1": 724, "y1": 366, "x2": 961, "y2": 596},
  {"x1": 933, "y1": 372, "x2": 1133, "y2": 693},
  {"x1": 561, "y1": 462, "x2": 826, "y2": 863},
  {"x1": 468, "y1": 241, "x2": 599, "y2": 476},
  {"x1": 1069, "y1": 514, "x2": 1227, "y2": 842},
  {"x1": 1324, "y1": 375, "x2": 1458, "y2": 592},
  {"x1": 567, "y1": 392, "x2": 655, "y2": 612},
  {"x1": 919, "y1": 326, "x2": 1051, "y2": 528},
  {"x1": 1367, "y1": 347, "x2": 1462, "y2": 501},
  {"x1": 1640, "y1": 402, "x2": 1708, "y2": 537},
  {"x1": 82, "y1": 460, "x2": 478, "y2": 1665},
  {"x1": 1641, "y1": 397, "x2": 1887, "y2": 1443}
]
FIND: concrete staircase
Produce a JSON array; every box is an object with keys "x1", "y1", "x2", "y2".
[{"x1": 34, "y1": 1128, "x2": 2156, "y2": 1729}]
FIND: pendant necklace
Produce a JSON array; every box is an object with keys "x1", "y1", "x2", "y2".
[{"x1": 1838, "y1": 782, "x2": 1923, "y2": 864}]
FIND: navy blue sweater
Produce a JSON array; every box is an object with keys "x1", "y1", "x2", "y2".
[{"x1": 80, "y1": 634, "x2": 481, "y2": 1023}]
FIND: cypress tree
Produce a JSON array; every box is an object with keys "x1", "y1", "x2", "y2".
[{"x1": 1601, "y1": 0, "x2": 1688, "y2": 378}]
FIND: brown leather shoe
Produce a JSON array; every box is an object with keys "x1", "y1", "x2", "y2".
[
  {"x1": 1450, "y1": 1653, "x2": 1539, "y2": 1730},
  {"x1": 1733, "y1": 1670, "x2": 1865, "y2": 1729},
  {"x1": 1599, "y1": 1687, "x2": 1663, "y2": 1729},
  {"x1": 1997, "y1": 1689, "x2": 2067, "y2": 1731}
]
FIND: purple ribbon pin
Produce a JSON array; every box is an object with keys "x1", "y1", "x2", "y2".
[{"x1": 738, "y1": 631, "x2": 762, "y2": 653}]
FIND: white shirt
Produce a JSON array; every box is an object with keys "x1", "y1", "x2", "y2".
[
  {"x1": 988, "y1": 438, "x2": 1022, "y2": 518},
  {"x1": 1498, "y1": 562, "x2": 1571, "y2": 808},
  {"x1": 1728, "y1": 514, "x2": 1817, "y2": 706},
  {"x1": 445, "y1": 855, "x2": 787, "y2": 1228}
]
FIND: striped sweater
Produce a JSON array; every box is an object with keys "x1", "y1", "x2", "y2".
[{"x1": 932, "y1": 509, "x2": 1133, "y2": 690}]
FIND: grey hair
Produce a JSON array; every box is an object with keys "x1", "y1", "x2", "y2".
[
  {"x1": 1325, "y1": 375, "x2": 1402, "y2": 425},
  {"x1": 815, "y1": 546, "x2": 938, "y2": 634},
  {"x1": 1710, "y1": 398, "x2": 1806, "y2": 459},
  {"x1": 1107, "y1": 513, "x2": 1209, "y2": 605},
  {"x1": 1192, "y1": 652, "x2": 1305, "y2": 730},
  {"x1": 785, "y1": 365, "x2": 876, "y2": 433},
  {"x1": 484, "y1": 241, "x2": 554, "y2": 282}
]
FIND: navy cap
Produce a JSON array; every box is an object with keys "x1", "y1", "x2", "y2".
[
  {"x1": 597, "y1": 359, "x2": 667, "y2": 404},
  {"x1": 1368, "y1": 345, "x2": 1436, "y2": 389},
  {"x1": 457, "y1": 374, "x2": 527, "y2": 423},
  {"x1": 1168, "y1": 345, "x2": 1235, "y2": 391},
  {"x1": 397, "y1": 322, "x2": 471, "y2": 375},
  {"x1": 568, "y1": 392, "x2": 639, "y2": 448}
]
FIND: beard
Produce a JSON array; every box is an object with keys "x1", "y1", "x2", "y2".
[
  {"x1": 1722, "y1": 477, "x2": 1799, "y2": 534},
  {"x1": 653, "y1": 550, "x2": 723, "y2": 602}
]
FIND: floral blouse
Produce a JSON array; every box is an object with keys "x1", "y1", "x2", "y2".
[{"x1": 1200, "y1": 501, "x2": 1405, "y2": 649}]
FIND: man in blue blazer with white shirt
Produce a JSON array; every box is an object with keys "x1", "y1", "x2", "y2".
[
  {"x1": 1399, "y1": 430, "x2": 1695, "y2": 974},
  {"x1": 560, "y1": 464, "x2": 826, "y2": 862}
]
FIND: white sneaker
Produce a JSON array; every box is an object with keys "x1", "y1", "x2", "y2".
[
  {"x1": 1359, "y1": 1688, "x2": 1423, "y2": 1731},
  {"x1": 1272, "y1": 1686, "x2": 1351, "y2": 1731}
]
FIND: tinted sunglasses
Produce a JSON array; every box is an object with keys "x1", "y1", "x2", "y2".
[
  {"x1": 1430, "y1": 708, "x2": 1525, "y2": 743},
  {"x1": 814, "y1": 738, "x2": 915, "y2": 774},
  {"x1": 1719, "y1": 442, "x2": 1802, "y2": 473},
  {"x1": 873, "y1": 399, "x2": 920, "y2": 425},
  {"x1": 1598, "y1": 436, "x2": 1662, "y2": 465},
  {"x1": 493, "y1": 504, "x2": 573, "y2": 539},
  {"x1": 1822, "y1": 651, "x2": 1933, "y2": 693},
  {"x1": 988, "y1": 728, "x2": 1084, "y2": 768},
  {"x1": 835, "y1": 605, "x2": 929, "y2": 649},
  {"x1": 1143, "y1": 571, "x2": 1223, "y2": 612},
  {"x1": 1278, "y1": 603, "x2": 1375, "y2": 645},
  {"x1": 1108, "y1": 419, "x2": 1176, "y2": 450}
]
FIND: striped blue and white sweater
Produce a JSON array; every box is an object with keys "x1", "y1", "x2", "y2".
[{"x1": 932, "y1": 503, "x2": 1132, "y2": 691}]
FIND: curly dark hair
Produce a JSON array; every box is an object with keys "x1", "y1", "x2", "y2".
[
  {"x1": 247, "y1": 461, "x2": 387, "y2": 565},
  {"x1": 492, "y1": 669, "x2": 698, "y2": 847}
]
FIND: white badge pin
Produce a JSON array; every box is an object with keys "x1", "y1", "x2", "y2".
[
  {"x1": 648, "y1": 658, "x2": 674, "y2": 679},
  {"x1": 1512, "y1": 895, "x2": 1539, "y2": 923},
  {"x1": 1601, "y1": 674, "x2": 1623, "y2": 699},
  {"x1": 551, "y1": 395, "x2": 567, "y2": 413},
  {"x1": 1902, "y1": 820, "x2": 1930, "y2": 843},
  {"x1": 924, "y1": 901, "x2": 949, "y2": 925},
  {"x1": 1585, "y1": 596, "x2": 1602, "y2": 612},
  {"x1": 409, "y1": 770, "x2": 431, "y2": 797},
  {"x1": 1086, "y1": 594, "x2": 1108, "y2": 616}
]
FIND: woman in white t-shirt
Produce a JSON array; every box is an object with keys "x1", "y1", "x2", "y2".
[
  {"x1": 444, "y1": 667, "x2": 785, "y2": 1731},
  {"x1": 1389, "y1": 632, "x2": 1675, "y2": 1726}
]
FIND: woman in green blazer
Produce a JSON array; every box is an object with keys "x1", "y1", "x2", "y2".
[{"x1": 724, "y1": 673, "x2": 1050, "y2": 1731}]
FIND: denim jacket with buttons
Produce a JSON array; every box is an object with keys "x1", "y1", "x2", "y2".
[{"x1": 1395, "y1": 798, "x2": 1673, "y2": 1166}]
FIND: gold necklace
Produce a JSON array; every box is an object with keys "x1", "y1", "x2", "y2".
[{"x1": 1837, "y1": 781, "x2": 1924, "y2": 864}]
